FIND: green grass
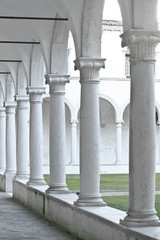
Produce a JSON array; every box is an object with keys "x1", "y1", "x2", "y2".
[
  {"x1": 102, "y1": 195, "x2": 160, "y2": 218},
  {"x1": 44, "y1": 173, "x2": 160, "y2": 190}
]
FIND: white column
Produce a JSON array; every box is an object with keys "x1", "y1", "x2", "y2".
[
  {"x1": 27, "y1": 87, "x2": 46, "y2": 186},
  {"x1": 116, "y1": 121, "x2": 123, "y2": 164},
  {"x1": 70, "y1": 119, "x2": 78, "y2": 165},
  {"x1": 46, "y1": 74, "x2": 69, "y2": 193},
  {"x1": 15, "y1": 95, "x2": 29, "y2": 180},
  {"x1": 157, "y1": 121, "x2": 160, "y2": 164},
  {"x1": 0, "y1": 107, "x2": 6, "y2": 173},
  {"x1": 74, "y1": 58, "x2": 106, "y2": 207},
  {"x1": 5, "y1": 102, "x2": 17, "y2": 192},
  {"x1": 120, "y1": 30, "x2": 160, "y2": 227}
]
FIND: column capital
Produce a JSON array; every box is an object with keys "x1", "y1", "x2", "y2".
[
  {"x1": 15, "y1": 95, "x2": 29, "y2": 102},
  {"x1": 74, "y1": 58, "x2": 106, "y2": 83},
  {"x1": 45, "y1": 74, "x2": 69, "y2": 94},
  {"x1": 116, "y1": 120, "x2": 124, "y2": 127},
  {"x1": 71, "y1": 119, "x2": 78, "y2": 124},
  {"x1": 0, "y1": 107, "x2": 5, "y2": 117},
  {"x1": 5, "y1": 101, "x2": 17, "y2": 108},
  {"x1": 45, "y1": 74, "x2": 70, "y2": 85},
  {"x1": 74, "y1": 57, "x2": 106, "y2": 70},
  {"x1": 27, "y1": 86, "x2": 45, "y2": 94},
  {"x1": 28, "y1": 86, "x2": 45, "y2": 103},
  {"x1": 121, "y1": 29, "x2": 160, "y2": 61},
  {"x1": 16, "y1": 95, "x2": 29, "y2": 109}
]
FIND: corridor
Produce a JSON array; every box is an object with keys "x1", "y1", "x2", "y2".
[{"x1": 0, "y1": 192, "x2": 75, "y2": 240}]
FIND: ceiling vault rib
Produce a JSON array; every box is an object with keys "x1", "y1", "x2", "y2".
[
  {"x1": 0, "y1": 16, "x2": 68, "y2": 21},
  {"x1": 0, "y1": 41, "x2": 40, "y2": 44}
]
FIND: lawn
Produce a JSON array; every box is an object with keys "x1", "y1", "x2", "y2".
[
  {"x1": 44, "y1": 173, "x2": 160, "y2": 217},
  {"x1": 44, "y1": 173, "x2": 160, "y2": 190}
]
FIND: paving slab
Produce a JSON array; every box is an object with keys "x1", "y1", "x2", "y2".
[{"x1": 0, "y1": 192, "x2": 75, "y2": 240}]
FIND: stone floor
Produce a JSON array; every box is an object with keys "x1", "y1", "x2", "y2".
[{"x1": 0, "y1": 192, "x2": 76, "y2": 240}]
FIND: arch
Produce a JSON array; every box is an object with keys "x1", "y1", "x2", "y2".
[
  {"x1": 99, "y1": 94, "x2": 120, "y2": 122},
  {"x1": 54, "y1": 0, "x2": 82, "y2": 58},
  {"x1": 64, "y1": 98, "x2": 76, "y2": 121},
  {"x1": 5, "y1": 74, "x2": 15, "y2": 102},
  {"x1": 16, "y1": 62, "x2": 28, "y2": 95},
  {"x1": 51, "y1": 16, "x2": 69, "y2": 74},
  {"x1": 30, "y1": 44, "x2": 46, "y2": 86},
  {"x1": 118, "y1": 0, "x2": 158, "y2": 31},
  {"x1": 121, "y1": 98, "x2": 130, "y2": 119},
  {"x1": 81, "y1": 0, "x2": 105, "y2": 57}
]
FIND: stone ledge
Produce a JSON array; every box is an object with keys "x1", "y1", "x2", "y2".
[{"x1": 13, "y1": 179, "x2": 160, "y2": 240}]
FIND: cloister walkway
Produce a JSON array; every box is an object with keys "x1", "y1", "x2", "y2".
[{"x1": 0, "y1": 192, "x2": 75, "y2": 240}]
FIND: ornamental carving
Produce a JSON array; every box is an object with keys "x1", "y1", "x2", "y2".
[
  {"x1": 121, "y1": 30, "x2": 160, "y2": 61},
  {"x1": 74, "y1": 58, "x2": 105, "y2": 82}
]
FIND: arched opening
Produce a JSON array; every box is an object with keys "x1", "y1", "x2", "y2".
[{"x1": 99, "y1": 97, "x2": 116, "y2": 164}]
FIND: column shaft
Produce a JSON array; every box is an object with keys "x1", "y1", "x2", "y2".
[
  {"x1": 15, "y1": 95, "x2": 29, "y2": 179},
  {"x1": 46, "y1": 75, "x2": 69, "y2": 193},
  {"x1": 5, "y1": 103, "x2": 16, "y2": 173},
  {"x1": 74, "y1": 58, "x2": 106, "y2": 207},
  {"x1": 27, "y1": 87, "x2": 46, "y2": 186},
  {"x1": 0, "y1": 108, "x2": 6, "y2": 173},
  {"x1": 5, "y1": 102, "x2": 17, "y2": 192},
  {"x1": 120, "y1": 30, "x2": 160, "y2": 227},
  {"x1": 116, "y1": 121, "x2": 123, "y2": 164}
]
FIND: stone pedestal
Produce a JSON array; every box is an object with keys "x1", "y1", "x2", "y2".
[
  {"x1": 27, "y1": 87, "x2": 46, "y2": 186},
  {"x1": 74, "y1": 58, "x2": 106, "y2": 207},
  {"x1": 120, "y1": 30, "x2": 160, "y2": 227},
  {"x1": 15, "y1": 95, "x2": 29, "y2": 180},
  {"x1": 0, "y1": 108, "x2": 6, "y2": 174},
  {"x1": 5, "y1": 102, "x2": 17, "y2": 192},
  {"x1": 116, "y1": 121, "x2": 123, "y2": 164},
  {"x1": 45, "y1": 75, "x2": 69, "y2": 194}
]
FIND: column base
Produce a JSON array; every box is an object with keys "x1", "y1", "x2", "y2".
[
  {"x1": 27, "y1": 178, "x2": 47, "y2": 186},
  {"x1": 74, "y1": 194, "x2": 106, "y2": 207},
  {"x1": 120, "y1": 211, "x2": 160, "y2": 227},
  {"x1": 46, "y1": 186, "x2": 70, "y2": 194}
]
